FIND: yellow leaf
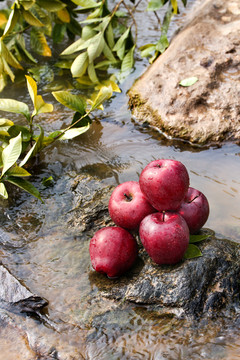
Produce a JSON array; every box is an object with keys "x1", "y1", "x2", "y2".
[
  {"x1": 35, "y1": 95, "x2": 53, "y2": 114},
  {"x1": 25, "y1": 75, "x2": 53, "y2": 115},
  {"x1": 171, "y1": 0, "x2": 178, "y2": 14},
  {"x1": 30, "y1": 28, "x2": 52, "y2": 57},
  {"x1": 0, "y1": 12, "x2": 7, "y2": 27},
  {"x1": 57, "y1": 8, "x2": 70, "y2": 23},
  {"x1": 26, "y1": 75, "x2": 37, "y2": 105}
]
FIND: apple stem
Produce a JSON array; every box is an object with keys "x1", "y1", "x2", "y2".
[
  {"x1": 162, "y1": 211, "x2": 165, "y2": 222},
  {"x1": 124, "y1": 193, "x2": 133, "y2": 202}
]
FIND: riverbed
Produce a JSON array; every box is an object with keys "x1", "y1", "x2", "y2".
[{"x1": 0, "y1": 0, "x2": 240, "y2": 359}]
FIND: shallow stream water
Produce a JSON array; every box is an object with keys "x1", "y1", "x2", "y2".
[{"x1": 0, "y1": 0, "x2": 240, "y2": 359}]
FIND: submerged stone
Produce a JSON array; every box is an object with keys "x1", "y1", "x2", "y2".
[
  {"x1": 128, "y1": 0, "x2": 240, "y2": 144},
  {"x1": 0, "y1": 263, "x2": 48, "y2": 314}
]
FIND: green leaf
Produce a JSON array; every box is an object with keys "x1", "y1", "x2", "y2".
[
  {"x1": 106, "y1": 22, "x2": 115, "y2": 49},
  {"x1": 0, "y1": 41, "x2": 24, "y2": 70},
  {"x1": 22, "y1": 9, "x2": 44, "y2": 27},
  {"x1": 52, "y1": 23, "x2": 67, "y2": 44},
  {"x1": 121, "y1": 45, "x2": 135, "y2": 73},
  {"x1": 0, "y1": 119, "x2": 14, "y2": 127},
  {"x1": 113, "y1": 27, "x2": 130, "y2": 52},
  {"x1": 16, "y1": 36, "x2": 37, "y2": 64},
  {"x1": 6, "y1": 176, "x2": 43, "y2": 202},
  {"x1": 95, "y1": 59, "x2": 118, "y2": 69},
  {"x1": 61, "y1": 38, "x2": 86, "y2": 55},
  {"x1": 2, "y1": 57, "x2": 15, "y2": 82},
  {"x1": 71, "y1": 0, "x2": 99, "y2": 7},
  {"x1": 52, "y1": 91, "x2": 86, "y2": 114},
  {"x1": 87, "y1": 32, "x2": 104, "y2": 63},
  {"x1": 0, "y1": 182, "x2": 8, "y2": 199},
  {"x1": 36, "y1": 0, "x2": 66, "y2": 11},
  {"x1": 8, "y1": 125, "x2": 31, "y2": 142},
  {"x1": 90, "y1": 85, "x2": 112, "y2": 110},
  {"x1": 30, "y1": 28, "x2": 52, "y2": 57},
  {"x1": 19, "y1": 142, "x2": 37, "y2": 167},
  {"x1": 71, "y1": 51, "x2": 89, "y2": 78},
  {"x1": 88, "y1": 62, "x2": 99, "y2": 83},
  {"x1": 41, "y1": 176, "x2": 54, "y2": 187},
  {"x1": 156, "y1": 35, "x2": 169, "y2": 54},
  {"x1": 6, "y1": 165, "x2": 31, "y2": 177},
  {"x1": 147, "y1": 0, "x2": 164, "y2": 11},
  {"x1": 179, "y1": 76, "x2": 199, "y2": 87},
  {"x1": 59, "y1": 123, "x2": 90, "y2": 140},
  {"x1": 19, "y1": 0, "x2": 35, "y2": 11},
  {"x1": 184, "y1": 244, "x2": 202, "y2": 260},
  {"x1": 28, "y1": 65, "x2": 54, "y2": 83},
  {"x1": 189, "y1": 234, "x2": 210, "y2": 244},
  {"x1": 140, "y1": 44, "x2": 156, "y2": 58},
  {"x1": 81, "y1": 25, "x2": 97, "y2": 40},
  {"x1": 32, "y1": 125, "x2": 44, "y2": 156},
  {"x1": 103, "y1": 40, "x2": 116, "y2": 62},
  {"x1": 3, "y1": 8, "x2": 20, "y2": 37},
  {"x1": 1, "y1": 132, "x2": 22, "y2": 176},
  {"x1": 0, "y1": 99, "x2": 30, "y2": 121}
]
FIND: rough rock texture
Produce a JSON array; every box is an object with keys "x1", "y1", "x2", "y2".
[
  {"x1": 68, "y1": 176, "x2": 240, "y2": 318},
  {"x1": 0, "y1": 262, "x2": 48, "y2": 314},
  {"x1": 129, "y1": 0, "x2": 240, "y2": 144},
  {"x1": 91, "y1": 235, "x2": 240, "y2": 318}
]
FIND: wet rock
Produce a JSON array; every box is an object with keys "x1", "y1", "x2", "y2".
[
  {"x1": 90, "y1": 234, "x2": 240, "y2": 318},
  {"x1": 0, "y1": 262, "x2": 87, "y2": 359},
  {"x1": 0, "y1": 263, "x2": 48, "y2": 315},
  {"x1": 68, "y1": 174, "x2": 114, "y2": 234},
  {"x1": 68, "y1": 177, "x2": 240, "y2": 319},
  {"x1": 128, "y1": 0, "x2": 240, "y2": 144}
]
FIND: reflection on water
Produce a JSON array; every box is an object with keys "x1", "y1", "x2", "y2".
[{"x1": 0, "y1": 0, "x2": 240, "y2": 359}]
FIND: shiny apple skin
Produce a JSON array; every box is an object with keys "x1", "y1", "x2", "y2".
[
  {"x1": 89, "y1": 226, "x2": 138, "y2": 278},
  {"x1": 139, "y1": 212, "x2": 189, "y2": 265},
  {"x1": 178, "y1": 187, "x2": 210, "y2": 234},
  {"x1": 139, "y1": 159, "x2": 189, "y2": 211},
  {"x1": 108, "y1": 181, "x2": 156, "y2": 230}
]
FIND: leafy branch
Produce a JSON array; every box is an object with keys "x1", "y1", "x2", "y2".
[
  {"x1": 0, "y1": 75, "x2": 116, "y2": 201},
  {"x1": 0, "y1": 0, "x2": 188, "y2": 91}
]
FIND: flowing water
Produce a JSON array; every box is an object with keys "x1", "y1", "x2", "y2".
[{"x1": 0, "y1": 0, "x2": 240, "y2": 359}]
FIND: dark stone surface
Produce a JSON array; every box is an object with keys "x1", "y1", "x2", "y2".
[
  {"x1": 71, "y1": 178, "x2": 240, "y2": 319},
  {"x1": 90, "y1": 234, "x2": 240, "y2": 318}
]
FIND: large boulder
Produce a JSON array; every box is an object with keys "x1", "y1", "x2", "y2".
[{"x1": 129, "y1": 0, "x2": 240, "y2": 144}]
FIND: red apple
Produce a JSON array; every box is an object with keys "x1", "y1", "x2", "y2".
[
  {"x1": 178, "y1": 187, "x2": 210, "y2": 234},
  {"x1": 108, "y1": 181, "x2": 156, "y2": 230},
  {"x1": 139, "y1": 159, "x2": 189, "y2": 211},
  {"x1": 89, "y1": 226, "x2": 138, "y2": 278},
  {"x1": 139, "y1": 212, "x2": 189, "y2": 265}
]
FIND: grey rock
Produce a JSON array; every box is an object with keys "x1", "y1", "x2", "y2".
[
  {"x1": 0, "y1": 262, "x2": 48, "y2": 314},
  {"x1": 128, "y1": 0, "x2": 240, "y2": 144},
  {"x1": 90, "y1": 234, "x2": 240, "y2": 318}
]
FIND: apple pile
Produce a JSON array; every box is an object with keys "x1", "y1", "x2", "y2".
[{"x1": 89, "y1": 159, "x2": 209, "y2": 278}]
